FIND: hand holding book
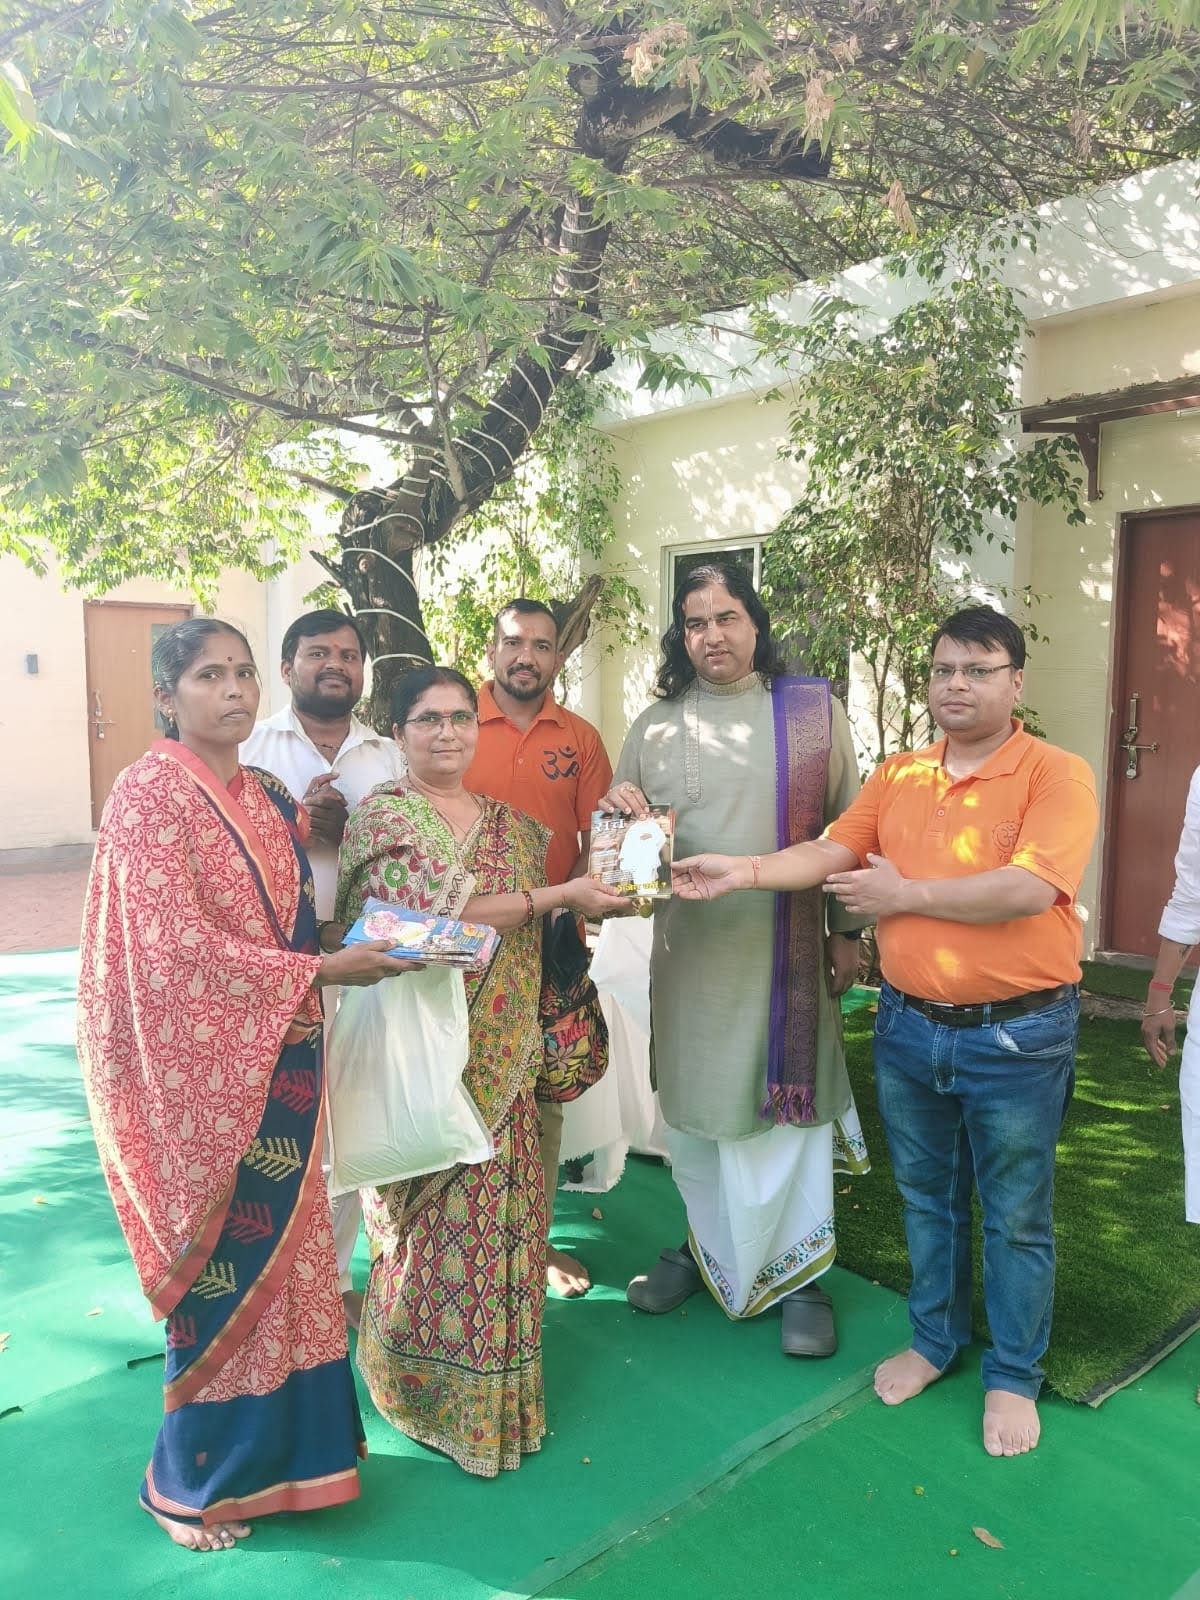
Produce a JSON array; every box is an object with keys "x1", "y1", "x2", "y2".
[
  {"x1": 588, "y1": 805, "x2": 675, "y2": 901},
  {"x1": 343, "y1": 897, "x2": 500, "y2": 969}
]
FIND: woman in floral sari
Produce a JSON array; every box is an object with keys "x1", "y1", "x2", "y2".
[
  {"x1": 335, "y1": 666, "x2": 624, "y2": 1476},
  {"x1": 77, "y1": 618, "x2": 412, "y2": 1551}
]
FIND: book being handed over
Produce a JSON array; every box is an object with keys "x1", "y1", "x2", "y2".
[
  {"x1": 343, "y1": 897, "x2": 499, "y2": 968},
  {"x1": 588, "y1": 806, "x2": 675, "y2": 900}
]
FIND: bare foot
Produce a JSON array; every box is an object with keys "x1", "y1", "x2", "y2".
[
  {"x1": 342, "y1": 1288, "x2": 364, "y2": 1332},
  {"x1": 983, "y1": 1390, "x2": 1040, "y2": 1457},
  {"x1": 143, "y1": 1503, "x2": 251, "y2": 1550},
  {"x1": 547, "y1": 1245, "x2": 590, "y2": 1297},
  {"x1": 874, "y1": 1349, "x2": 943, "y2": 1406}
]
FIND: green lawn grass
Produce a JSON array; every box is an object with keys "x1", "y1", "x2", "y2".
[
  {"x1": 1080, "y1": 958, "x2": 1194, "y2": 1005},
  {"x1": 834, "y1": 1002, "x2": 1198, "y2": 1401}
]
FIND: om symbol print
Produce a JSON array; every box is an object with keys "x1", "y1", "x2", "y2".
[{"x1": 541, "y1": 746, "x2": 581, "y2": 781}]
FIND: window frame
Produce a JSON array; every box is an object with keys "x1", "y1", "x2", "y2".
[{"x1": 662, "y1": 539, "x2": 763, "y2": 612}]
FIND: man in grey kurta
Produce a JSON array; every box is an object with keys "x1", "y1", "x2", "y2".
[{"x1": 606, "y1": 563, "x2": 867, "y2": 1356}]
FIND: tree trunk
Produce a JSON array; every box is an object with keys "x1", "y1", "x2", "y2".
[{"x1": 312, "y1": 496, "x2": 607, "y2": 731}]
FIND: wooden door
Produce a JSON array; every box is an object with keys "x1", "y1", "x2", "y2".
[
  {"x1": 83, "y1": 602, "x2": 192, "y2": 827},
  {"x1": 1103, "y1": 509, "x2": 1200, "y2": 956}
]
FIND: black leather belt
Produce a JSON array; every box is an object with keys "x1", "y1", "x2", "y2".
[{"x1": 894, "y1": 983, "x2": 1074, "y2": 1029}]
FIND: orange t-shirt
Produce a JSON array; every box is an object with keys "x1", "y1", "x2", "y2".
[
  {"x1": 824, "y1": 724, "x2": 1098, "y2": 1004},
  {"x1": 465, "y1": 683, "x2": 614, "y2": 887}
]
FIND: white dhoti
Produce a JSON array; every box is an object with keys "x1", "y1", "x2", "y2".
[
  {"x1": 666, "y1": 1110, "x2": 869, "y2": 1319},
  {"x1": 1181, "y1": 1015, "x2": 1200, "y2": 1224},
  {"x1": 1153, "y1": 764, "x2": 1200, "y2": 1225}
]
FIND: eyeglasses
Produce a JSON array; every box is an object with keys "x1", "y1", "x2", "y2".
[
  {"x1": 929, "y1": 663, "x2": 1016, "y2": 683},
  {"x1": 404, "y1": 711, "x2": 478, "y2": 730}
]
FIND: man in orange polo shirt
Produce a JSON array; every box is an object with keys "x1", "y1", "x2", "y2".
[
  {"x1": 465, "y1": 598, "x2": 614, "y2": 1297},
  {"x1": 673, "y1": 606, "x2": 1098, "y2": 1461}
]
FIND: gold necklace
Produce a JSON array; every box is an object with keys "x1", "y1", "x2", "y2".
[{"x1": 305, "y1": 724, "x2": 348, "y2": 758}]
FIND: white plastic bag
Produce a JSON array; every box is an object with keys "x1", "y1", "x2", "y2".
[{"x1": 325, "y1": 964, "x2": 493, "y2": 1194}]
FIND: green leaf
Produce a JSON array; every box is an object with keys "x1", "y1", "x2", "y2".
[{"x1": 0, "y1": 61, "x2": 38, "y2": 149}]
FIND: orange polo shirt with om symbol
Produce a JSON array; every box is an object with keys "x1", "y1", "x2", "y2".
[{"x1": 465, "y1": 682, "x2": 614, "y2": 887}]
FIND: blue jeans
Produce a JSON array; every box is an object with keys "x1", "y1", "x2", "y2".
[{"x1": 873, "y1": 981, "x2": 1079, "y2": 1399}]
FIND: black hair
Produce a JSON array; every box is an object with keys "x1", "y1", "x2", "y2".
[
  {"x1": 389, "y1": 666, "x2": 478, "y2": 730},
  {"x1": 654, "y1": 561, "x2": 785, "y2": 700},
  {"x1": 280, "y1": 607, "x2": 366, "y2": 664},
  {"x1": 931, "y1": 606, "x2": 1026, "y2": 670},
  {"x1": 492, "y1": 598, "x2": 558, "y2": 642},
  {"x1": 151, "y1": 618, "x2": 254, "y2": 740}
]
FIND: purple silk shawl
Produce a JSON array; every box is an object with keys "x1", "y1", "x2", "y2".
[{"x1": 764, "y1": 677, "x2": 832, "y2": 1125}]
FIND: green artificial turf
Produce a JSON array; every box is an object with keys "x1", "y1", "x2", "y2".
[
  {"x1": 0, "y1": 951, "x2": 908, "y2": 1598},
  {"x1": 834, "y1": 1001, "x2": 1200, "y2": 1402},
  {"x1": 556, "y1": 1342, "x2": 1200, "y2": 1600},
  {"x1": 1080, "y1": 958, "x2": 1194, "y2": 1005},
  {"x1": 3, "y1": 955, "x2": 1200, "y2": 1600}
]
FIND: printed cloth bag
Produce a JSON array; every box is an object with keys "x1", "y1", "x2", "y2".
[{"x1": 536, "y1": 912, "x2": 610, "y2": 1103}]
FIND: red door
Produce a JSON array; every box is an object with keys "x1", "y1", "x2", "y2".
[{"x1": 1103, "y1": 509, "x2": 1200, "y2": 956}]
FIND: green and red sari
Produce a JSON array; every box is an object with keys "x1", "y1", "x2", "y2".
[{"x1": 337, "y1": 781, "x2": 548, "y2": 1476}]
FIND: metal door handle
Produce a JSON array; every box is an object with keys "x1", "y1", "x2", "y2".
[
  {"x1": 92, "y1": 690, "x2": 115, "y2": 741},
  {"x1": 1119, "y1": 690, "x2": 1158, "y2": 778},
  {"x1": 1119, "y1": 730, "x2": 1158, "y2": 779}
]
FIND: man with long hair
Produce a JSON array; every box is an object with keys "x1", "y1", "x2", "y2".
[{"x1": 603, "y1": 562, "x2": 868, "y2": 1358}]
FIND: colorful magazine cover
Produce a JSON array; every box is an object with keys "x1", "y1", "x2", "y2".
[
  {"x1": 343, "y1": 897, "x2": 499, "y2": 968},
  {"x1": 588, "y1": 806, "x2": 675, "y2": 899}
]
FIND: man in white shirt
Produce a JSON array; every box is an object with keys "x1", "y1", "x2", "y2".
[{"x1": 241, "y1": 607, "x2": 406, "y2": 1327}]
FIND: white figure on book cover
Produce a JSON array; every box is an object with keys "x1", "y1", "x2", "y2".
[{"x1": 618, "y1": 817, "x2": 668, "y2": 894}]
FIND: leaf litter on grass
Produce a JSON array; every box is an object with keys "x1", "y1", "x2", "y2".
[{"x1": 973, "y1": 1526, "x2": 1004, "y2": 1549}]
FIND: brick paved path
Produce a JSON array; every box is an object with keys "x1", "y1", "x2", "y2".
[{"x1": 0, "y1": 851, "x2": 91, "y2": 954}]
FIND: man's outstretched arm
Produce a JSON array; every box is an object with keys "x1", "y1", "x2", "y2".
[{"x1": 673, "y1": 838, "x2": 858, "y2": 900}]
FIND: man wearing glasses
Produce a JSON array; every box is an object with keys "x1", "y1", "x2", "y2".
[
  {"x1": 674, "y1": 606, "x2": 1097, "y2": 1460},
  {"x1": 465, "y1": 598, "x2": 614, "y2": 1297}
]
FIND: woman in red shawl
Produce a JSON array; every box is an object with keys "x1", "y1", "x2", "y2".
[{"x1": 76, "y1": 618, "x2": 410, "y2": 1551}]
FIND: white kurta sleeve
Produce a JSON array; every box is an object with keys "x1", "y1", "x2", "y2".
[{"x1": 1159, "y1": 766, "x2": 1200, "y2": 945}]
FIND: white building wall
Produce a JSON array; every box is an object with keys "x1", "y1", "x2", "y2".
[
  {"x1": 0, "y1": 558, "x2": 270, "y2": 851},
  {"x1": 584, "y1": 160, "x2": 1200, "y2": 954}
]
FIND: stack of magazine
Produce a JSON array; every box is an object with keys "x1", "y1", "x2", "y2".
[{"x1": 343, "y1": 897, "x2": 499, "y2": 969}]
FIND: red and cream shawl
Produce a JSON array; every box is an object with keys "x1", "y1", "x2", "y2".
[{"x1": 77, "y1": 742, "x2": 324, "y2": 1316}]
